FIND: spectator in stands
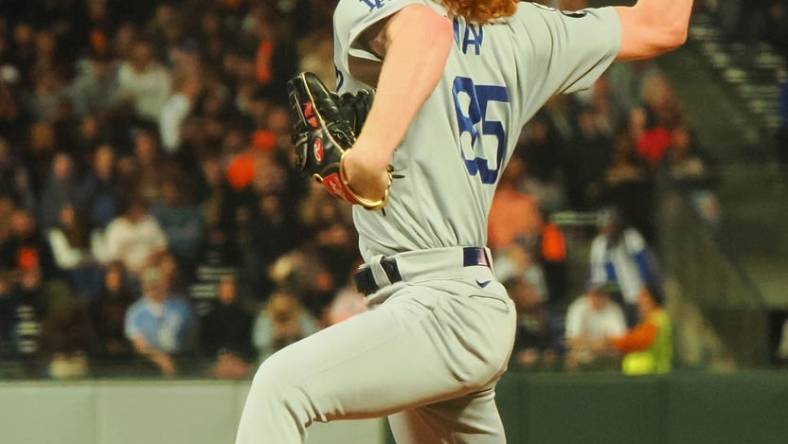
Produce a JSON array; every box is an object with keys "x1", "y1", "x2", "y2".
[
  {"x1": 39, "y1": 152, "x2": 86, "y2": 230},
  {"x1": 132, "y1": 130, "x2": 163, "y2": 203},
  {"x1": 24, "y1": 121, "x2": 58, "y2": 195},
  {"x1": 0, "y1": 138, "x2": 27, "y2": 204},
  {"x1": 538, "y1": 218, "x2": 569, "y2": 306},
  {"x1": 104, "y1": 197, "x2": 167, "y2": 275},
  {"x1": 14, "y1": 263, "x2": 71, "y2": 375},
  {"x1": 488, "y1": 156, "x2": 543, "y2": 250},
  {"x1": 159, "y1": 68, "x2": 200, "y2": 154},
  {"x1": 201, "y1": 274, "x2": 253, "y2": 379},
  {"x1": 590, "y1": 208, "x2": 659, "y2": 324},
  {"x1": 252, "y1": 290, "x2": 318, "y2": 363},
  {"x1": 564, "y1": 281, "x2": 627, "y2": 371},
  {"x1": 607, "y1": 284, "x2": 672, "y2": 375},
  {"x1": 116, "y1": 39, "x2": 171, "y2": 122},
  {"x1": 67, "y1": 51, "x2": 118, "y2": 117},
  {"x1": 27, "y1": 67, "x2": 66, "y2": 123},
  {"x1": 633, "y1": 106, "x2": 672, "y2": 169},
  {"x1": 125, "y1": 267, "x2": 193, "y2": 376},
  {"x1": 70, "y1": 115, "x2": 104, "y2": 169},
  {"x1": 0, "y1": 209, "x2": 56, "y2": 278},
  {"x1": 604, "y1": 132, "x2": 649, "y2": 188},
  {"x1": 507, "y1": 276, "x2": 558, "y2": 370},
  {"x1": 41, "y1": 297, "x2": 94, "y2": 379},
  {"x1": 254, "y1": 10, "x2": 298, "y2": 105},
  {"x1": 81, "y1": 144, "x2": 118, "y2": 229},
  {"x1": 665, "y1": 126, "x2": 712, "y2": 185},
  {"x1": 601, "y1": 133, "x2": 656, "y2": 241},
  {"x1": 665, "y1": 126, "x2": 721, "y2": 226},
  {"x1": 90, "y1": 262, "x2": 134, "y2": 362},
  {"x1": 151, "y1": 176, "x2": 203, "y2": 268},
  {"x1": 47, "y1": 203, "x2": 102, "y2": 299}
]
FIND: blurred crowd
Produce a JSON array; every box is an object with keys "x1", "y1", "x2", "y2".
[
  {"x1": 0, "y1": 0, "x2": 714, "y2": 379},
  {"x1": 698, "y1": 0, "x2": 788, "y2": 53}
]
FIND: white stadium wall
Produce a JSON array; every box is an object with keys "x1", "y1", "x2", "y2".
[{"x1": 0, "y1": 380, "x2": 384, "y2": 444}]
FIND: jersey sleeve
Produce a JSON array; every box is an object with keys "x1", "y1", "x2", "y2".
[
  {"x1": 514, "y1": 5, "x2": 621, "y2": 99},
  {"x1": 333, "y1": 0, "x2": 428, "y2": 65}
]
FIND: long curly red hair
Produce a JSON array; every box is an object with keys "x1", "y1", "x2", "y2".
[{"x1": 439, "y1": 0, "x2": 518, "y2": 24}]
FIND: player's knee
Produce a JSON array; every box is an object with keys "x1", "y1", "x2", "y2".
[
  {"x1": 249, "y1": 353, "x2": 318, "y2": 425},
  {"x1": 457, "y1": 355, "x2": 505, "y2": 391}
]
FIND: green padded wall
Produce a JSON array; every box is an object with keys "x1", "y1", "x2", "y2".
[{"x1": 385, "y1": 372, "x2": 788, "y2": 444}]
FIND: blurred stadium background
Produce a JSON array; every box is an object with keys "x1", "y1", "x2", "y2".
[{"x1": 0, "y1": 0, "x2": 787, "y2": 443}]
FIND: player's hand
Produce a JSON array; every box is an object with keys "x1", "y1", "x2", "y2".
[{"x1": 342, "y1": 147, "x2": 391, "y2": 205}]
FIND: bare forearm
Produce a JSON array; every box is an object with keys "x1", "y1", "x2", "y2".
[
  {"x1": 616, "y1": 0, "x2": 693, "y2": 60},
  {"x1": 353, "y1": 6, "x2": 452, "y2": 168}
]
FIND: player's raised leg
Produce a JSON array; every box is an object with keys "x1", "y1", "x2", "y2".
[{"x1": 234, "y1": 284, "x2": 515, "y2": 444}]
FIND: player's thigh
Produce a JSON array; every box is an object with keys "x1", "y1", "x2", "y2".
[
  {"x1": 388, "y1": 387, "x2": 506, "y2": 444},
  {"x1": 253, "y1": 287, "x2": 482, "y2": 420}
]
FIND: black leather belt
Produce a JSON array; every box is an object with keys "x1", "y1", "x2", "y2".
[{"x1": 354, "y1": 247, "x2": 492, "y2": 295}]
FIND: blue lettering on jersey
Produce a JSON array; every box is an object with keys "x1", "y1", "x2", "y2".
[
  {"x1": 453, "y1": 18, "x2": 484, "y2": 55},
  {"x1": 359, "y1": 0, "x2": 386, "y2": 12},
  {"x1": 452, "y1": 77, "x2": 510, "y2": 184}
]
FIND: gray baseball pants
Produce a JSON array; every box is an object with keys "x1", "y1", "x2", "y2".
[{"x1": 235, "y1": 247, "x2": 517, "y2": 443}]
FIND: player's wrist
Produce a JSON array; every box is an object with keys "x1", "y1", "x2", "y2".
[{"x1": 341, "y1": 148, "x2": 390, "y2": 205}]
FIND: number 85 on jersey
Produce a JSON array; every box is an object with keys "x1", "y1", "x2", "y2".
[{"x1": 451, "y1": 77, "x2": 510, "y2": 185}]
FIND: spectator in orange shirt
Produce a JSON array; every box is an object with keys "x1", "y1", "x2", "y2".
[
  {"x1": 488, "y1": 157, "x2": 542, "y2": 249},
  {"x1": 607, "y1": 284, "x2": 672, "y2": 375}
]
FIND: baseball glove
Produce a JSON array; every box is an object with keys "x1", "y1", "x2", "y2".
[{"x1": 287, "y1": 72, "x2": 389, "y2": 211}]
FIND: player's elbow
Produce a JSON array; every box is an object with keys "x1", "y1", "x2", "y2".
[
  {"x1": 647, "y1": 27, "x2": 686, "y2": 57},
  {"x1": 661, "y1": 23, "x2": 688, "y2": 51},
  {"x1": 670, "y1": 23, "x2": 689, "y2": 48},
  {"x1": 617, "y1": 7, "x2": 689, "y2": 60}
]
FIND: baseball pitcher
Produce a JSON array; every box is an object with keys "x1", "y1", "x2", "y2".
[{"x1": 236, "y1": 0, "x2": 693, "y2": 442}]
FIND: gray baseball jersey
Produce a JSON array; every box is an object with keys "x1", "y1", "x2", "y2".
[{"x1": 333, "y1": 0, "x2": 621, "y2": 261}]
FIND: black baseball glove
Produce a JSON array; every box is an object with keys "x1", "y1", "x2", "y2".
[{"x1": 287, "y1": 72, "x2": 389, "y2": 210}]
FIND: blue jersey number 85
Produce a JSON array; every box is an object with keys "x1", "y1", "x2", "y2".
[{"x1": 451, "y1": 77, "x2": 510, "y2": 185}]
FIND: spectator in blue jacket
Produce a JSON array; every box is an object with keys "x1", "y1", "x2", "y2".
[
  {"x1": 590, "y1": 208, "x2": 660, "y2": 325},
  {"x1": 125, "y1": 266, "x2": 193, "y2": 376}
]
